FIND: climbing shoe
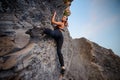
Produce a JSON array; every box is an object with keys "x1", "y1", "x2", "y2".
[{"x1": 60, "y1": 68, "x2": 66, "y2": 76}]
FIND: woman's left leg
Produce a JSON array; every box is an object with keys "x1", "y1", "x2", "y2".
[
  {"x1": 56, "y1": 38, "x2": 64, "y2": 67},
  {"x1": 55, "y1": 35, "x2": 65, "y2": 76}
]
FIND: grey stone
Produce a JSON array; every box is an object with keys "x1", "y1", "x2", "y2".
[{"x1": 0, "y1": 0, "x2": 120, "y2": 80}]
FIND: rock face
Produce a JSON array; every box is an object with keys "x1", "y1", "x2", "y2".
[
  {"x1": 67, "y1": 38, "x2": 120, "y2": 80},
  {"x1": 0, "y1": 0, "x2": 73, "y2": 80},
  {"x1": 0, "y1": 0, "x2": 120, "y2": 80}
]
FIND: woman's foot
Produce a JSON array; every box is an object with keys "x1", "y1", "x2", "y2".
[{"x1": 60, "y1": 66, "x2": 66, "y2": 76}]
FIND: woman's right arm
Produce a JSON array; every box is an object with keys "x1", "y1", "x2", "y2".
[{"x1": 51, "y1": 12, "x2": 62, "y2": 25}]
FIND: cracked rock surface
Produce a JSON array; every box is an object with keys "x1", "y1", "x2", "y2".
[{"x1": 0, "y1": 0, "x2": 120, "y2": 80}]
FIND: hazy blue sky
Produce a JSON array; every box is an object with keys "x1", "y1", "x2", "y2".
[{"x1": 68, "y1": 0, "x2": 120, "y2": 55}]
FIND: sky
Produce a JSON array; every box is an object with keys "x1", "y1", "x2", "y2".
[{"x1": 68, "y1": 0, "x2": 120, "y2": 56}]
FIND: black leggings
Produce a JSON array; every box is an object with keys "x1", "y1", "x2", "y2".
[{"x1": 44, "y1": 28, "x2": 64, "y2": 67}]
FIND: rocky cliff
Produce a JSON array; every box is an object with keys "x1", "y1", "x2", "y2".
[
  {"x1": 0, "y1": 0, "x2": 120, "y2": 80},
  {"x1": 68, "y1": 38, "x2": 120, "y2": 80}
]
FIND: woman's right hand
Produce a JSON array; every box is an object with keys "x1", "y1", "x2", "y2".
[{"x1": 53, "y1": 11, "x2": 56, "y2": 16}]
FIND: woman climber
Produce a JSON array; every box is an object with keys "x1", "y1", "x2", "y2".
[{"x1": 44, "y1": 11, "x2": 68, "y2": 77}]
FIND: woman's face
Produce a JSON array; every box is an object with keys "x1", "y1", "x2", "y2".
[{"x1": 62, "y1": 16, "x2": 67, "y2": 22}]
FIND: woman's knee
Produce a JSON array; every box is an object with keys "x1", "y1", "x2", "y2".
[
  {"x1": 44, "y1": 28, "x2": 54, "y2": 37},
  {"x1": 44, "y1": 28, "x2": 51, "y2": 34}
]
